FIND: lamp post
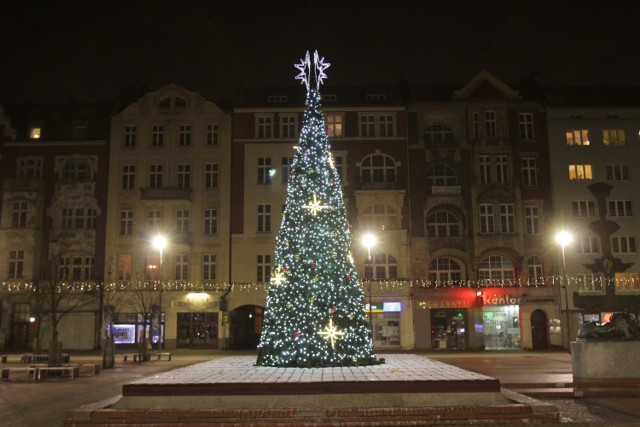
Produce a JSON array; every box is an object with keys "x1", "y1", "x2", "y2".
[
  {"x1": 152, "y1": 235, "x2": 168, "y2": 350},
  {"x1": 555, "y1": 230, "x2": 573, "y2": 350},
  {"x1": 362, "y1": 233, "x2": 377, "y2": 332}
]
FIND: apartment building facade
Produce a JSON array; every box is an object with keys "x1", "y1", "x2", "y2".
[
  {"x1": 104, "y1": 85, "x2": 232, "y2": 350},
  {"x1": 0, "y1": 103, "x2": 111, "y2": 351},
  {"x1": 409, "y1": 72, "x2": 559, "y2": 350}
]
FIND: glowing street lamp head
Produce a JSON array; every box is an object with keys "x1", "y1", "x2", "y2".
[
  {"x1": 362, "y1": 233, "x2": 377, "y2": 251},
  {"x1": 555, "y1": 230, "x2": 573, "y2": 247},
  {"x1": 152, "y1": 235, "x2": 168, "y2": 251}
]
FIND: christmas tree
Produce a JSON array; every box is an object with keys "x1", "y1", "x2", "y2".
[{"x1": 256, "y1": 51, "x2": 381, "y2": 367}]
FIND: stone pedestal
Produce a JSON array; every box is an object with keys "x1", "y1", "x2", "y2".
[{"x1": 571, "y1": 340, "x2": 640, "y2": 379}]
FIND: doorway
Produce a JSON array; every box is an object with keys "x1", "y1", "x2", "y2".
[
  {"x1": 229, "y1": 305, "x2": 263, "y2": 349},
  {"x1": 531, "y1": 309, "x2": 548, "y2": 350},
  {"x1": 176, "y1": 312, "x2": 218, "y2": 349}
]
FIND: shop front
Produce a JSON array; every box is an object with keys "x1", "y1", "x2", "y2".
[
  {"x1": 366, "y1": 301, "x2": 402, "y2": 348},
  {"x1": 481, "y1": 292, "x2": 520, "y2": 350},
  {"x1": 430, "y1": 307, "x2": 467, "y2": 350}
]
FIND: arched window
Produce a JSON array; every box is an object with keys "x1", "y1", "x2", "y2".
[
  {"x1": 426, "y1": 164, "x2": 457, "y2": 186},
  {"x1": 528, "y1": 256, "x2": 543, "y2": 285},
  {"x1": 429, "y1": 258, "x2": 462, "y2": 284},
  {"x1": 424, "y1": 124, "x2": 454, "y2": 145},
  {"x1": 361, "y1": 153, "x2": 396, "y2": 186},
  {"x1": 364, "y1": 253, "x2": 398, "y2": 280},
  {"x1": 363, "y1": 204, "x2": 397, "y2": 230},
  {"x1": 426, "y1": 210, "x2": 460, "y2": 237},
  {"x1": 478, "y1": 256, "x2": 514, "y2": 284}
]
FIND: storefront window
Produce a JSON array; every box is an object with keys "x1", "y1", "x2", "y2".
[
  {"x1": 177, "y1": 312, "x2": 218, "y2": 348},
  {"x1": 430, "y1": 309, "x2": 467, "y2": 349},
  {"x1": 367, "y1": 302, "x2": 401, "y2": 347},
  {"x1": 483, "y1": 305, "x2": 519, "y2": 349},
  {"x1": 112, "y1": 312, "x2": 165, "y2": 347}
]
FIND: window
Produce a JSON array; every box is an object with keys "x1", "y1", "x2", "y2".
[
  {"x1": 472, "y1": 112, "x2": 479, "y2": 139},
  {"x1": 524, "y1": 206, "x2": 540, "y2": 235},
  {"x1": 145, "y1": 255, "x2": 160, "y2": 280},
  {"x1": 424, "y1": 124, "x2": 454, "y2": 145},
  {"x1": 478, "y1": 256, "x2": 514, "y2": 284},
  {"x1": 122, "y1": 165, "x2": 136, "y2": 189},
  {"x1": 204, "y1": 208, "x2": 218, "y2": 235},
  {"x1": 205, "y1": 163, "x2": 219, "y2": 189},
  {"x1": 365, "y1": 94, "x2": 386, "y2": 101},
  {"x1": 479, "y1": 204, "x2": 494, "y2": 233},
  {"x1": 175, "y1": 97, "x2": 186, "y2": 108},
  {"x1": 59, "y1": 257, "x2": 95, "y2": 281},
  {"x1": 149, "y1": 164, "x2": 163, "y2": 188},
  {"x1": 606, "y1": 164, "x2": 629, "y2": 181},
  {"x1": 16, "y1": 157, "x2": 43, "y2": 179},
  {"x1": 360, "y1": 153, "x2": 396, "y2": 186},
  {"x1": 257, "y1": 204, "x2": 271, "y2": 232},
  {"x1": 428, "y1": 258, "x2": 462, "y2": 284},
  {"x1": 521, "y1": 158, "x2": 538, "y2": 186},
  {"x1": 364, "y1": 253, "x2": 398, "y2": 279},
  {"x1": 8, "y1": 250, "x2": 24, "y2": 279},
  {"x1": 333, "y1": 155, "x2": 346, "y2": 185},
  {"x1": 484, "y1": 111, "x2": 496, "y2": 137},
  {"x1": 609, "y1": 200, "x2": 633, "y2": 217},
  {"x1": 63, "y1": 159, "x2": 92, "y2": 180},
  {"x1": 257, "y1": 254, "x2": 272, "y2": 282},
  {"x1": 379, "y1": 114, "x2": 395, "y2": 137},
  {"x1": 360, "y1": 115, "x2": 375, "y2": 137},
  {"x1": 479, "y1": 155, "x2": 491, "y2": 184},
  {"x1": 427, "y1": 210, "x2": 460, "y2": 237},
  {"x1": 124, "y1": 126, "x2": 137, "y2": 147},
  {"x1": 359, "y1": 114, "x2": 395, "y2": 137},
  {"x1": 11, "y1": 201, "x2": 28, "y2": 228},
  {"x1": 203, "y1": 254, "x2": 216, "y2": 281},
  {"x1": 495, "y1": 154, "x2": 509, "y2": 184},
  {"x1": 518, "y1": 113, "x2": 534, "y2": 139},
  {"x1": 426, "y1": 164, "x2": 457, "y2": 186},
  {"x1": 363, "y1": 204, "x2": 396, "y2": 230},
  {"x1": 206, "y1": 124, "x2": 219, "y2": 145},
  {"x1": 176, "y1": 210, "x2": 190, "y2": 233},
  {"x1": 572, "y1": 200, "x2": 596, "y2": 217},
  {"x1": 152, "y1": 125, "x2": 164, "y2": 146},
  {"x1": 326, "y1": 114, "x2": 343, "y2": 137},
  {"x1": 268, "y1": 95, "x2": 288, "y2": 103},
  {"x1": 603, "y1": 129, "x2": 626, "y2": 146},
  {"x1": 281, "y1": 157, "x2": 294, "y2": 184},
  {"x1": 568, "y1": 164, "x2": 593, "y2": 180},
  {"x1": 499, "y1": 204, "x2": 515, "y2": 233},
  {"x1": 120, "y1": 210, "x2": 134, "y2": 236},
  {"x1": 159, "y1": 97, "x2": 171, "y2": 108},
  {"x1": 527, "y1": 256, "x2": 543, "y2": 285},
  {"x1": 578, "y1": 274, "x2": 601, "y2": 292},
  {"x1": 612, "y1": 236, "x2": 637, "y2": 254},
  {"x1": 179, "y1": 124, "x2": 191, "y2": 146},
  {"x1": 177, "y1": 164, "x2": 191, "y2": 189},
  {"x1": 30, "y1": 127, "x2": 41, "y2": 139},
  {"x1": 615, "y1": 272, "x2": 639, "y2": 292},
  {"x1": 576, "y1": 236, "x2": 599, "y2": 254},
  {"x1": 175, "y1": 254, "x2": 189, "y2": 280},
  {"x1": 256, "y1": 116, "x2": 273, "y2": 138},
  {"x1": 258, "y1": 157, "x2": 272, "y2": 184},
  {"x1": 280, "y1": 115, "x2": 297, "y2": 139},
  {"x1": 148, "y1": 210, "x2": 161, "y2": 229},
  {"x1": 62, "y1": 207, "x2": 96, "y2": 230},
  {"x1": 565, "y1": 129, "x2": 589, "y2": 146},
  {"x1": 117, "y1": 255, "x2": 132, "y2": 281}
]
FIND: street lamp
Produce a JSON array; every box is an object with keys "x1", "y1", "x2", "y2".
[
  {"x1": 362, "y1": 233, "x2": 377, "y2": 332},
  {"x1": 555, "y1": 230, "x2": 573, "y2": 350},
  {"x1": 151, "y1": 235, "x2": 168, "y2": 350}
]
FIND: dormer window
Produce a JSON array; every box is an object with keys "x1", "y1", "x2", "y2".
[
  {"x1": 365, "y1": 94, "x2": 386, "y2": 102},
  {"x1": 268, "y1": 95, "x2": 288, "y2": 103},
  {"x1": 30, "y1": 127, "x2": 41, "y2": 139},
  {"x1": 175, "y1": 97, "x2": 186, "y2": 108},
  {"x1": 159, "y1": 97, "x2": 171, "y2": 108}
]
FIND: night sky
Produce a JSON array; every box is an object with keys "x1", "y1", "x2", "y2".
[{"x1": 2, "y1": 1, "x2": 639, "y2": 104}]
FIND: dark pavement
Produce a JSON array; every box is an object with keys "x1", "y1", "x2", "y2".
[{"x1": 1, "y1": 349, "x2": 639, "y2": 426}]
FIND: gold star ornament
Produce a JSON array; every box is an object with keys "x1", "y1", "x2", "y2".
[
  {"x1": 317, "y1": 318, "x2": 345, "y2": 348},
  {"x1": 302, "y1": 194, "x2": 329, "y2": 216}
]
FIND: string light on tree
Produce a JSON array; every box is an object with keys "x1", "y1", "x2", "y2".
[{"x1": 256, "y1": 51, "x2": 381, "y2": 367}]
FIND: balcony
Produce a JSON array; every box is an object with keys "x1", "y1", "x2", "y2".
[
  {"x1": 3, "y1": 179, "x2": 45, "y2": 193},
  {"x1": 140, "y1": 187, "x2": 192, "y2": 201},
  {"x1": 431, "y1": 185, "x2": 461, "y2": 196}
]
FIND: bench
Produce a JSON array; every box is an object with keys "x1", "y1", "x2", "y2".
[
  {"x1": 155, "y1": 352, "x2": 172, "y2": 361},
  {"x1": 21, "y1": 354, "x2": 48, "y2": 363},
  {"x1": 79, "y1": 363, "x2": 100, "y2": 376},
  {"x1": 121, "y1": 353, "x2": 138, "y2": 362},
  {"x1": 1, "y1": 367, "x2": 37, "y2": 381},
  {"x1": 1, "y1": 354, "x2": 22, "y2": 363},
  {"x1": 36, "y1": 365, "x2": 79, "y2": 380}
]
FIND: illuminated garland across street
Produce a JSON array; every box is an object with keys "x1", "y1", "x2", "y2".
[{"x1": 256, "y1": 51, "x2": 381, "y2": 367}]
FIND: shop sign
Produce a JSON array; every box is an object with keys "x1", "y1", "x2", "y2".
[
  {"x1": 483, "y1": 294, "x2": 519, "y2": 305},
  {"x1": 422, "y1": 300, "x2": 469, "y2": 309},
  {"x1": 365, "y1": 302, "x2": 402, "y2": 312}
]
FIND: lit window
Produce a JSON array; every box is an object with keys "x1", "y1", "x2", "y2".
[
  {"x1": 30, "y1": 128, "x2": 41, "y2": 139},
  {"x1": 603, "y1": 129, "x2": 626, "y2": 146},
  {"x1": 568, "y1": 164, "x2": 592, "y2": 180},
  {"x1": 565, "y1": 129, "x2": 589, "y2": 146},
  {"x1": 615, "y1": 272, "x2": 640, "y2": 292},
  {"x1": 325, "y1": 114, "x2": 343, "y2": 137},
  {"x1": 117, "y1": 255, "x2": 132, "y2": 280}
]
